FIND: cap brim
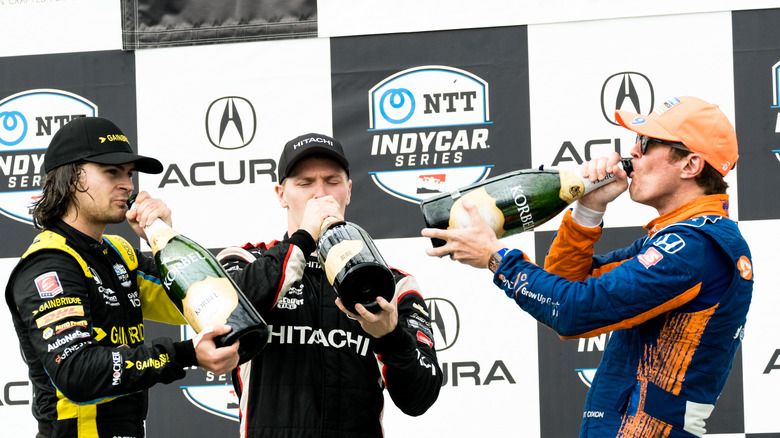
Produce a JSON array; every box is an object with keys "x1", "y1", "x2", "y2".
[
  {"x1": 282, "y1": 146, "x2": 350, "y2": 180},
  {"x1": 86, "y1": 152, "x2": 164, "y2": 174},
  {"x1": 615, "y1": 109, "x2": 682, "y2": 143}
]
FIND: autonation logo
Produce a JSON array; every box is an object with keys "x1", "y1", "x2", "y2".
[
  {"x1": 366, "y1": 65, "x2": 494, "y2": 203},
  {"x1": 0, "y1": 89, "x2": 97, "y2": 224}
]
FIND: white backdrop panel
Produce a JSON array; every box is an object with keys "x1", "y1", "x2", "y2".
[
  {"x1": 0, "y1": 0, "x2": 120, "y2": 57},
  {"x1": 376, "y1": 233, "x2": 542, "y2": 436},
  {"x1": 135, "y1": 38, "x2": 333, "y2": 249},
  {"x1": 739, "y1": 219, "x2": 780, "y2": 435},
  {"x1": 318, "y1": 0, "x2": 780, "y2": 38},
  {"x1": 0, "y1": 258, "x2": 38, "y2": 436},
  {"x1": 527, "y1": 11, "x2": 739, "y2": 232}
]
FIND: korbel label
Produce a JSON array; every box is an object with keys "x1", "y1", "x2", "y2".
[{"x1": 182, "y1": 276, "x2": 238, "y2": 332}]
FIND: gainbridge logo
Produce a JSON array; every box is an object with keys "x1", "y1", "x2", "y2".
[
  {"x1": 0, "y1": 89, "x2": 97, "y2": 224},
  {"x1": 366, "y1": 65, "x2": 495, "y2": 203}
]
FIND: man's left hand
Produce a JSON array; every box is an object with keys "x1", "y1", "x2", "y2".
[
  {"x1": 335, "y1": 294, "x2": 398, "y2": 339},
  {"x1": 421, "y1": 199, "x2": 504, "y2": 269}
]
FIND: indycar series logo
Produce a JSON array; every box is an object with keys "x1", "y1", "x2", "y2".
[
  {"x1": 366, "y1": 65, "x2": 494, "y2": 203},
  {"x1": 0, "y1": 89, "x2": 97, "y2": 224}
]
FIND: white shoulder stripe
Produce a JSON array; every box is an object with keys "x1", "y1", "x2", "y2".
[{"x1": 216, "y1": 246, "x2": 256, "y2": 263}]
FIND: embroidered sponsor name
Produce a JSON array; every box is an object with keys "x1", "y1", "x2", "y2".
[
  {"x1": 268, "y1": 325, "x2": 372, "y2": 357},
  {"x1": 37, "y1": 296, "x2": 81, "y2": 314},
  {"x1": 46, "y1": 330, "x2": 91, "y2": 352},
  {"x1": 35, "y1": 305, "x2": 85, "y2": 328}
]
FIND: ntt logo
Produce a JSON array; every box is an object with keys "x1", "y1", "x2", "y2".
[
  {"x1": 368, "y1": 65, "x2": 490, "y2": 131},
  {"x1": 0, "y1": 89, "x2": 97, "y2": 224}
]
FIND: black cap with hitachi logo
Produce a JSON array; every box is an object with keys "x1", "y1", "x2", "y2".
[
  {"x1": 277, "y1": 133, "x2": 350, "y2": 182},
  {"x1": 43, "y1": 116, "x2": 163, "y2": 174}
]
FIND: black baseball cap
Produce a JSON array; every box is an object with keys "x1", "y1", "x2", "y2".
[
  {"x1": 44, "y1": 116, "x2": 163, "y2": 174},
  {"x1": 277, "y1": 133, "x2": 350, "y2": 182}
]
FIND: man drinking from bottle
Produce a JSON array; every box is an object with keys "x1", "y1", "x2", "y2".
[
  {"x1": 5, "y1": 116, "x2": 240, "y2": 438},
  {"x1": 423, "y1": 96, "x2": 753, "y2": 438},
  {"x1": 217, "y1": 133, "x2": 442, "y2": 438}
]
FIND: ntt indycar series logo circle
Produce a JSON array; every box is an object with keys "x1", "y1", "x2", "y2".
[
  {"x1": 0, "y1": 89, "x2": 97, "y2": 224},
  {"x1": 367, "y1": 66, "x2": 495, "y2": 204}
]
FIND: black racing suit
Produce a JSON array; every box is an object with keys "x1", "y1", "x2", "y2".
[
  {"x1": 218, "y1": 230, "x2": 442, "y2": 438},
  {"x1": 5, "y1": 221, "x2": 197, "y2": 438}
]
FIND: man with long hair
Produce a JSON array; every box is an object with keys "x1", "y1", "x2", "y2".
[{"x1": 5, "y1": 116, "x2": 239, "y2": 438}]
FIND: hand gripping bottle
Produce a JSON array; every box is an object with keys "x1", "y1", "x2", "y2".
[
  {"x1": 317, "y1": 217, "x2": 396, "y2": 314},
  {"x1": 129, "y1": 195, "x2": 269, "y2": 364}
]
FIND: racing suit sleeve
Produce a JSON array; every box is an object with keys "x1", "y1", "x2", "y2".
[
  {"x1": 493, "y1": 219, "x2": 714, "y2": 339},
  {"x1": 372, "y1": 272, "x2": 442, "y2": 416},
  {"x1": 9, "y1": 252, "x2": 197, "y2": 404},
  {"x1": 217, "y1": 230, "x2": 315, "y2": 313},
  {"x1": 135, "y1": 251, "x2": 188, "y2": 325},
  {"x1": 543, "y1": 210, "x2": 647, "y2": 281}
]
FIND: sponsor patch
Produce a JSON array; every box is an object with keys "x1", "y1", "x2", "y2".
[
  {"x1": 35, "y1": 305, "x2": 85, "y2": 328},
  {"x1": 38, "y1": 296, "x2": 81, "y2": 314},
  {"x1": 42, "y1": 327, "x2": 54, "y2": 340},
  {"x1": 637, "y1": 247, "x2": 663, "y2": 269},
  {"x1": 55, "y1": 320, "x2": 89, "y2": 334},
  {"x1": 652, "y1": 233, "x2": 685, "y2": 254},
  {"x1": 34, "y1": 272, "x2": 63, "y2": 298},
  {"x1": 417, "y1": 331, "x2": 433, "y2": 348},
  {"x1": 737, "y1": 255, "x2": 753, "y2": 280}
]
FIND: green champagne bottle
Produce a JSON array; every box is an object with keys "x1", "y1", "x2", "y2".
[
  {"x1": 129, "y1": 196, "x2": 269, "y2": 364},
  {"x1": 317, "y1": 218, "x2": 395, "y2": 314},
  {"x1": 420, "y1": 159, "x2": 633, "y2": 247}
]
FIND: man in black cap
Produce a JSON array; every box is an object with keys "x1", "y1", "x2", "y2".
[
  {"x1": 217, "y1": 133, "x2": 442, "y2": 437},
  {"x1": 5, "y1": 116, "x2": 240, "y2": 438}
]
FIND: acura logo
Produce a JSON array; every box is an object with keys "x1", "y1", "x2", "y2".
[
  {"x1": 425, "y1": 297, "x2": 460, "y2": 351},
  {"x1": 600, "y1": 72, "x2": 654, "y2": 125},
  {"x1": 205, "y1": 96, "x2": 256, "y2": 150}
]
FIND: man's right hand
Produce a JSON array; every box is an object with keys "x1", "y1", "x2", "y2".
[
  {"x1": 299, "y1": 195, "x2": 344, "y2": 241},
  {"x1": 577, "y1": 151, "x2": 629, "y2": 212},
  {"x1": 193, "y1": 325, "x2": 240, "y2": 376}
]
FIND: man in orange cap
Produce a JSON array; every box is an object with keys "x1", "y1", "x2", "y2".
[{"x1": 423, "y1": 96, "x2": 753, "y2": 437}]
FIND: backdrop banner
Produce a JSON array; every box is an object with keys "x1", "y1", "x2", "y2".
[{"x1": 121, "y1": 0, "x2": 317, "y2": 50}]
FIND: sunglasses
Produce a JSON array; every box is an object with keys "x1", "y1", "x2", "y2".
[{"x1": 636, "y1": 134, "x2": 690, "y2": 155}]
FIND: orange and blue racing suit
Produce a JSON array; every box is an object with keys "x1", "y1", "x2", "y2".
[{"x1": 492, "y1": 195, "x2": 753, "y2": 438}]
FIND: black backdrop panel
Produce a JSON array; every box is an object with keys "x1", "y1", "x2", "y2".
[
  {"x1": 121, "y1": 0, "x2": 318, "y2": 49},
  {"x1": 0, "y1": 50, "x2": 138, "y2": 258},
  {"x1": 331, "y1": 26, "x2": 531, "y2": 239},
  {"x1": 733, "y1": 8, "x2": 780, "y2": 221}
]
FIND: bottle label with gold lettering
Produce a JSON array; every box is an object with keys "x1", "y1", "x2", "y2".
[
  {"x1": 181, "y1": 276, "x2": 239, "y2": 332},
  {"x1": 449, "y1": 187, "x2": 506, "y2": 238},
  {"x1": 323, "y1": 239, "x2": 364, "y2": 285}
]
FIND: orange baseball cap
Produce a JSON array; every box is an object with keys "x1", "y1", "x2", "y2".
[{"x1": 615, "y1": 96, "x2": 738, "y2": 176}]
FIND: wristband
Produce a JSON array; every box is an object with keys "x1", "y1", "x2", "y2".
[{"x1": 488, "y1": 248, "x2": 509, "y2": 273}]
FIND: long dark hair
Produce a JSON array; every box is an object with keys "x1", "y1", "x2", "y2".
[{"x1": 31, "y1": 161, "x2": 87, "y2": 230}]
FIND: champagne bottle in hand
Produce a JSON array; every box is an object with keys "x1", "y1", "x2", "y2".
[
  {"x1": 129, "y1": 195, "x2": 269, "y2": 364},
  {"x1": 420, "y1": 159, "x2": 633, "y2": 247},
  {"x1": 318, "y1": 218, "x2": 395, "y2": 314}
]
